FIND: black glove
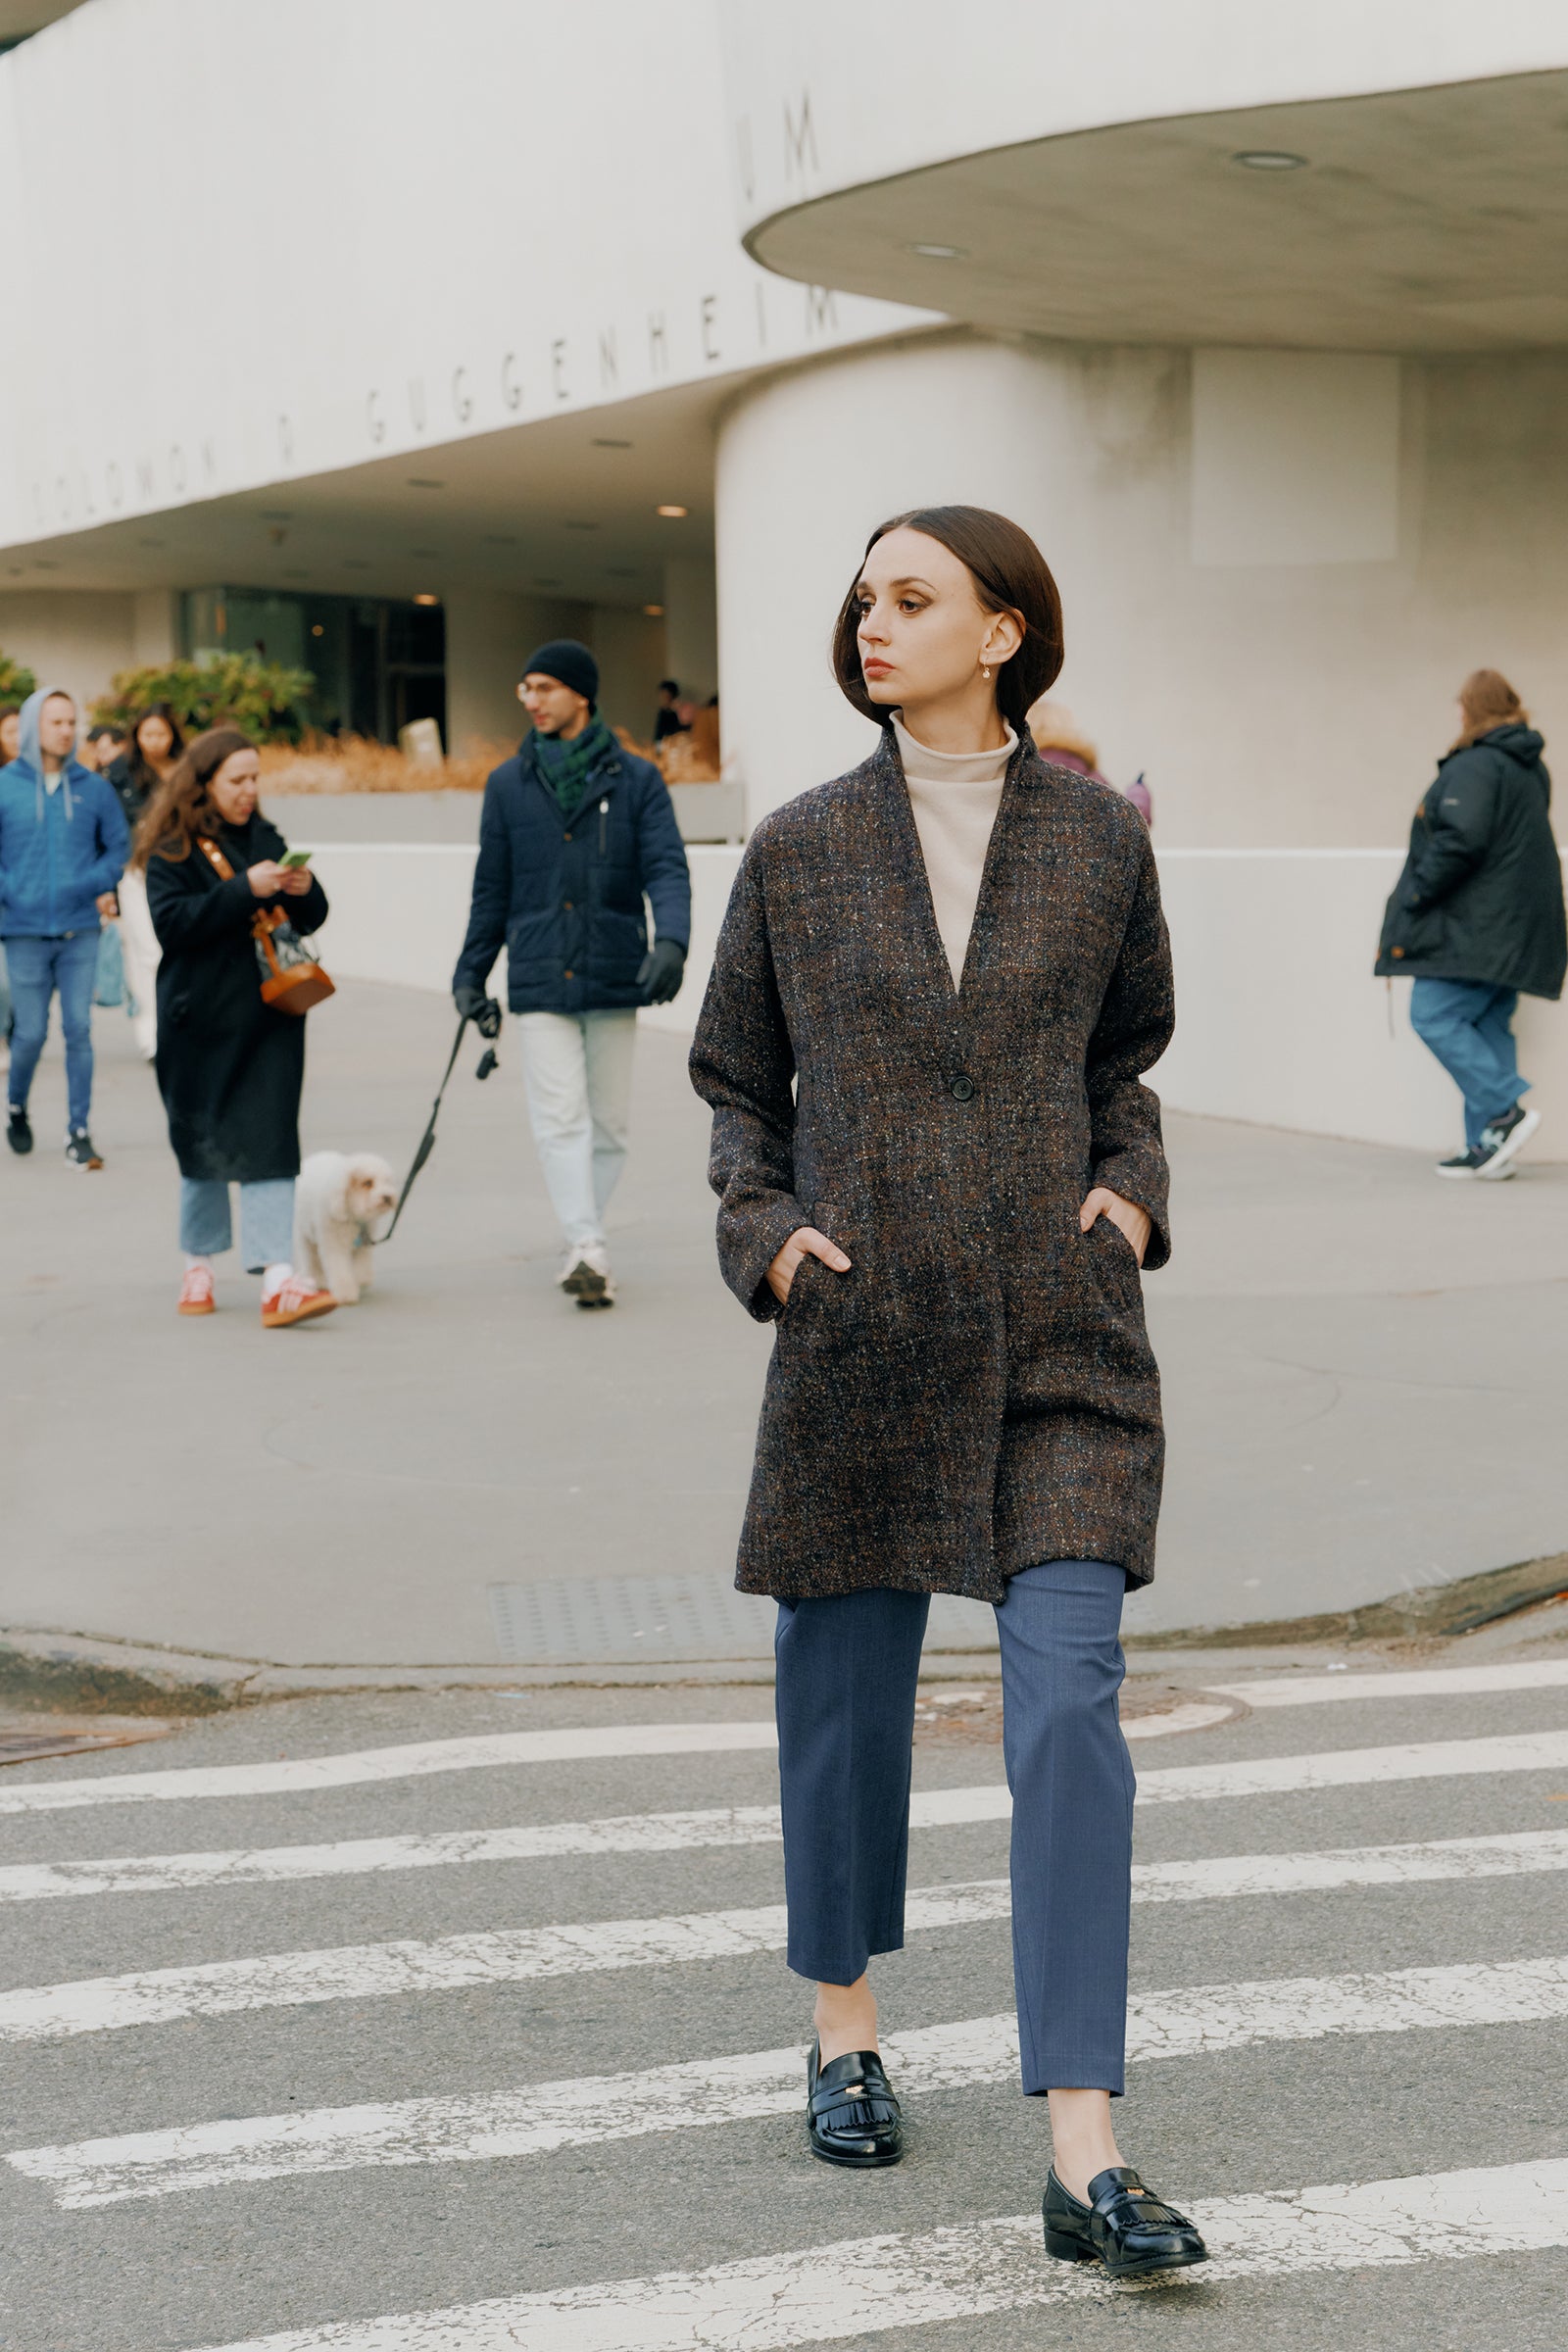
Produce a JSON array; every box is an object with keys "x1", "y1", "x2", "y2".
[
  {"x1": 454, "y1": 985, "x2": 502, "y2": 1039},
  {"x1": 636, "y1": 938, "x2": 686, "y2": 1005}
]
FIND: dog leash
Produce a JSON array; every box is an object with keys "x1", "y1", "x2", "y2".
[{"x1": 382, "y1": 1014, "x2": 499, "y2": 1242}]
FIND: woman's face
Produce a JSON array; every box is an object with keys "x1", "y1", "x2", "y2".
[
  {"x1": 208, "y1": 748, "x2": 260, "y2": 825},
  {"x1": 854, "y1": 527, "x2": 1017, "y2": 713},
  {"x1": 0, "y1": 711, "x2": 19, "y2": 761},
  {"x1": 136, "y1": 711, "x2": 174, "y2": 763}
]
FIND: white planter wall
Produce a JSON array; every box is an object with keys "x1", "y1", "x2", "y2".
[{"x1": 298, "y1": 836, "x2": 1568, "y2": 1156}]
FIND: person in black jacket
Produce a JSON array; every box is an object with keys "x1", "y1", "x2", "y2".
[
  {"x1": 1377, "y1": 670, "x2": 1566, "y2": 1178},
  {"x1": 135, "y1": 726, "x2": 338, "y2": 1327},
  {"x1": 453, "y1": 639, "x2": 691, "y2": 1308}
]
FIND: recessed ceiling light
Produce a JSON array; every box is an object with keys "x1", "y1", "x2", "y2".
[
  {"x1": 407, "y1": 476, "x2": 445, "y2": 489},
  {"x1": 311, "y1": 622, "x2": 325, "y2": 636},
  {"x1": 656, "y1": 504, "x2": 688, "y2": 518},
  {"x1": 592, "y1": 437, "x2": 633, "y2": 449},
  {"x1": 909, "y1": 241, "x2": 966, "y2": 259},
  {"x1": 413, "y1": 593, "x2": 440, "y2": 607},
  {"x1": 643, "y1": 603, "x2": 664, "y2": 617},
  {"x1": 1233, "y1": 150, "x2": 1307, "y2": 170}
]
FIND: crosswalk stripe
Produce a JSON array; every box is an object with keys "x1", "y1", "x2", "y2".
[
  {"x1": 0, "y1": 1722, "x2": 782, "y2": 1816},
  {"x1": 15, "y1": 1954, "x2": 1567, "y2": 2207},
  {"x1": 1208, "y1": 1662, "x2": 1568, "y2": 1707},
  {"x1": 5, "y1": 1728, "x2": 1564, "y2": 1905},
  {"x1": 5, "y1": 1825, "x2": 1564, "y2": 2046},
  {"x1": 165, "y1": 2157, "x2": 1568, "y2": 2351}
]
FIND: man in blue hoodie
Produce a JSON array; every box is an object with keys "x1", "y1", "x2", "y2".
[{"x1": 0, "y1": 687, "x2": 130, "y2": 1166}]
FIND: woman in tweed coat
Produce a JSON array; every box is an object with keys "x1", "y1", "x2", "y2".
[{"x1": 690, "y1": 508, "x2": 1205, "y2": 2280}]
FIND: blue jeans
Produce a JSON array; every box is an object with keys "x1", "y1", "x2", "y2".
[
  {"x1": 179, "y1": 1178, "x2": 295, "y2": 1274},
  {"x1": 1409, "y1": 978, "x2": 1529, "y2": 1149},
  {"x1": 5, "y1": 931, "x2": 100, "y2": 1131},
  {"x1": 774, "y1": 1559, "x2": 1134, "y2": 2095}
]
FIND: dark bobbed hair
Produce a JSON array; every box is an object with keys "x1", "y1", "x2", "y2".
[
  {"x1": 132, "y1": 725, "x2": 256, "y2": 868},
  {"x1": 831, "y1": 505, "x2": 1064, "y2": 733},
  {"x1": 125, "y1": 700, "x2": 186, "y2": 794},
  {"x1": 659, "y1": 677, "x2": 680, "y2": 697}
]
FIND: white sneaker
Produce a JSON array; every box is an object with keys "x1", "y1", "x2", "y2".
[
  {"x1": 557, "y1": 1244, "x2": 615, "y2": 1308},
  {"x1": 1475, "y1": 1102, "x2": 1540, "y2": 1179}
]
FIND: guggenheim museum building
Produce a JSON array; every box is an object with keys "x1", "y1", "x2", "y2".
[{"x1": 2, "y1": 0, "x2": 1566, "y2": 1146}]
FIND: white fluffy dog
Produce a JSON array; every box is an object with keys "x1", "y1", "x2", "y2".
[{"x1": 293, "y1": 1152, "x2": 399, "y2": 1304}]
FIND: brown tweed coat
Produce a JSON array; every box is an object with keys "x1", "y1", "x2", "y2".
[{"x1": 689, "y1": 727, "x2": 1175, "y2": 1602}]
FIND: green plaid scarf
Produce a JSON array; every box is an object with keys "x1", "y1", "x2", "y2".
[{"x1": 532, "y1": 717, "x2": 614, "y2": 819}]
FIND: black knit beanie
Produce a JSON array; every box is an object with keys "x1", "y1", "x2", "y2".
[{"x1": 520, "y1": 639, "x2": 599, "y2": 707}]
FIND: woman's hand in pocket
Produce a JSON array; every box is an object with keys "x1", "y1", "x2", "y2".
[
  {"x1": 766, "y1": 1226, "x2": 852, "y2": 1306},
  {"x1": 1079, "y1": 1186, "x2": 1151, "y2": 1266}
]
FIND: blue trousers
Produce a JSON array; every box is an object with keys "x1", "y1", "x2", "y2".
[
  {"x1": 1409, "y1": 978, "x2": 1529, "y2": 1150},
  {"x1": 774, "y1": 1559, "x2": 1134, "y2": 2096},
  {"x1": 5, "y1": 931, "x2": 99, "y2": 1131},
  {"x1": 179, "y1": 1178, "x2": 295, "y2": 1274}
]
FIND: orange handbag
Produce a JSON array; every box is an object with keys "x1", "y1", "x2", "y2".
[{"x1": 197, "y1": 838, "x2": 335, "y2": 1016}]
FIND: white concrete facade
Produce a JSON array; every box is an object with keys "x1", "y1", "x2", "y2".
[{"x1": 1, "y1": 1, "x2": 1565, "y2": 1151}]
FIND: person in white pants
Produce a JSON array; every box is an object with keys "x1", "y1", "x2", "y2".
[{"x1": 453, "y1": 638, "x2": 691, "y2": 1308}]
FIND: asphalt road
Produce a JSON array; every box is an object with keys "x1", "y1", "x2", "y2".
[{"x1": 3, "y1": 1644, "x2": 1566, "y2": 2350}]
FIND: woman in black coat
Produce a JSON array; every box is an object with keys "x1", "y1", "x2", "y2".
[
  {"x1": 690, "y1": 508, "x2": 1205, "y2": 2281},
  {"x1": 1376, "y1": 669, "x2": 1565, "y2": 1178},
  {"x1": 136, "y1": 726, "x2": 336, "y2": 1328}
]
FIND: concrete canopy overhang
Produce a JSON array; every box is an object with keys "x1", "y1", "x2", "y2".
[
  {"x1": 745, "y1": 72, "x2": 1568, "y2": 353},
  {"x1": 0, "y1": 379, "x2": 726, "y2": 605}
]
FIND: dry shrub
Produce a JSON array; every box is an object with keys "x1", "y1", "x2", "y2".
[
  {"x1": 256, "y1": 732, "x2": 510, "y2": 794},
  {"x1": 614, "y1": 707, "x2": 722, "y2": 783}
]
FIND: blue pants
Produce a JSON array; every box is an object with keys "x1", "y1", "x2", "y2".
[
  {"x1": 775, "y1": 1559, "x2": 1134, "y2": 2096},
  {"x1": 1409, "y1": 978, "x2": 1529, "y2": 1150},
  {"x1": 179, "y1": 1178, "x2": 295, "y2": 1274},
  {"x1": 5, "y1": 931, "x2": 99, "y2": 1131}
]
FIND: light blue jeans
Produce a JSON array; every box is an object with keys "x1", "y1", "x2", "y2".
[
  {"x1": 1409, "y1": 978, "x2": 1529, "y2": 1150},
  {"x1": 514, "y1": 1009, "x2": 637, "y2": 1250},
  {"x1": 179, "y1": 1178, "x2": 295, "y2": 1274}
]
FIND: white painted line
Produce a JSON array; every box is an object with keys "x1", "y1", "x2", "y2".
[
  {"x1": 166, "y1": 2157, "x2": 1568, "y2": 2350},
  {"x1": 1208, "y1": 1662, "x2": 1568, "y2": 1708},
  {"x1": 7, "y1": 1825, "x2": 1566, "y2": 2045},
  {"x1": 5, "y1": 1729, "x2": 1564, "y2": 1904},
  {"x1": 1135, "y1": 1728, "x2": 1568, "y2": 1806},
  {"x1": 0, "y1": 1721, "x2": 781, "y2": 1816},
  {"x1": 16, "y1": 1954, "x2": 1568, "y2": 2207},
  {"x1": 0, "y1": 1884, "x2": 1011, "y2": 2044}
]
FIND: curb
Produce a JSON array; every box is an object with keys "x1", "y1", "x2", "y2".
[{"x1": 3, "y1": 1552, "x2": 1563, "y2": 1716}]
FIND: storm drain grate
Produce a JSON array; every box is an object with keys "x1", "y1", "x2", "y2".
[{"x1": 487, "y1": 1577, "x2": 1000, "y2": 1665}]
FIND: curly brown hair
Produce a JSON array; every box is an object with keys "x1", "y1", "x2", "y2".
[
  {"x1": 131, "y1": 725, "x2": 255, "y2": 868},
  {"x1": 1453, "y1": 668, "x2": 1530, "y2": 750}
]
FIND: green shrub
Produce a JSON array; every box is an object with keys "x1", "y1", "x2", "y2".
[
  {"x1": 88, "y1": 655, "x2": 315, "y2": 745},
  {"x1": 0, "y1": 650, "x2": 38, "y2": 704}
]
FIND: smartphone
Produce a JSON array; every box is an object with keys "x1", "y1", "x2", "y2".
[{"x1": 280, "y1": 851, "x2": 313, "y2": 869}]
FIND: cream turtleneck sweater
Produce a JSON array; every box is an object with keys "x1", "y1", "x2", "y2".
[{"x1": 894, "y1": 714, "x2": 1016, "y2": 989}]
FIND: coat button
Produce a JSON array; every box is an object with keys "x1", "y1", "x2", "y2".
[
  {"x1": 1391, "y1": 946, "x2": 1404, "y2": 958},
  {"x1": 564, "y1": 969, "x2": 574, "y2": 980},
  {"x1": 564, "y1": 900, "x2": 573, "y2": 910},
  {"x1": 949, "y1": 1073, "x2": 975, "y2": 1102}
]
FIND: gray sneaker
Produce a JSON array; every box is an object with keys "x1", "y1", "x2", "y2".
[
  {"x1": 64, "y1": 1128, "x2": 104, "y2": 1170},
  {"x1": 1476, "y1": 1102, "x2": 1540, "y2": 1180}
]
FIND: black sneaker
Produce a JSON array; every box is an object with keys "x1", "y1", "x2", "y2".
[
  {"x1": 6, "y1": 1105, "x2": 32, "y2": 1155},
  {"x1": 1476, "y1": 1102, "x2": 1540, "y2": 1180},
  {"x1": 1435, "y1": 1145, "x2": 1488, "y2": 1180},
  {"x1": 64, "y1": 1128, "x2": 104, "y2": 1170}
]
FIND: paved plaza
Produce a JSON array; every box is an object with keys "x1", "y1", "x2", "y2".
[{"x1": 3, "y1": 979, "x2": 1567, "y2": 1674}]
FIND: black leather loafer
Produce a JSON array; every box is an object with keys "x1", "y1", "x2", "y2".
[
  {"x1": 806, "y1": 2040, "x2": 905, "y2": 2167},
  {"x1": 1043, "y1": 2165, "x2": 1207, "y2": 2279}
]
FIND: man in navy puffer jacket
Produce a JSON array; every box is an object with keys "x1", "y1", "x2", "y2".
[
  {"x1": 453, "y1": 639, "x2": 691, "y2": 1307},
  {"x1": 0, "y1": 687, "x2": 129, "y2": 1167}
]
